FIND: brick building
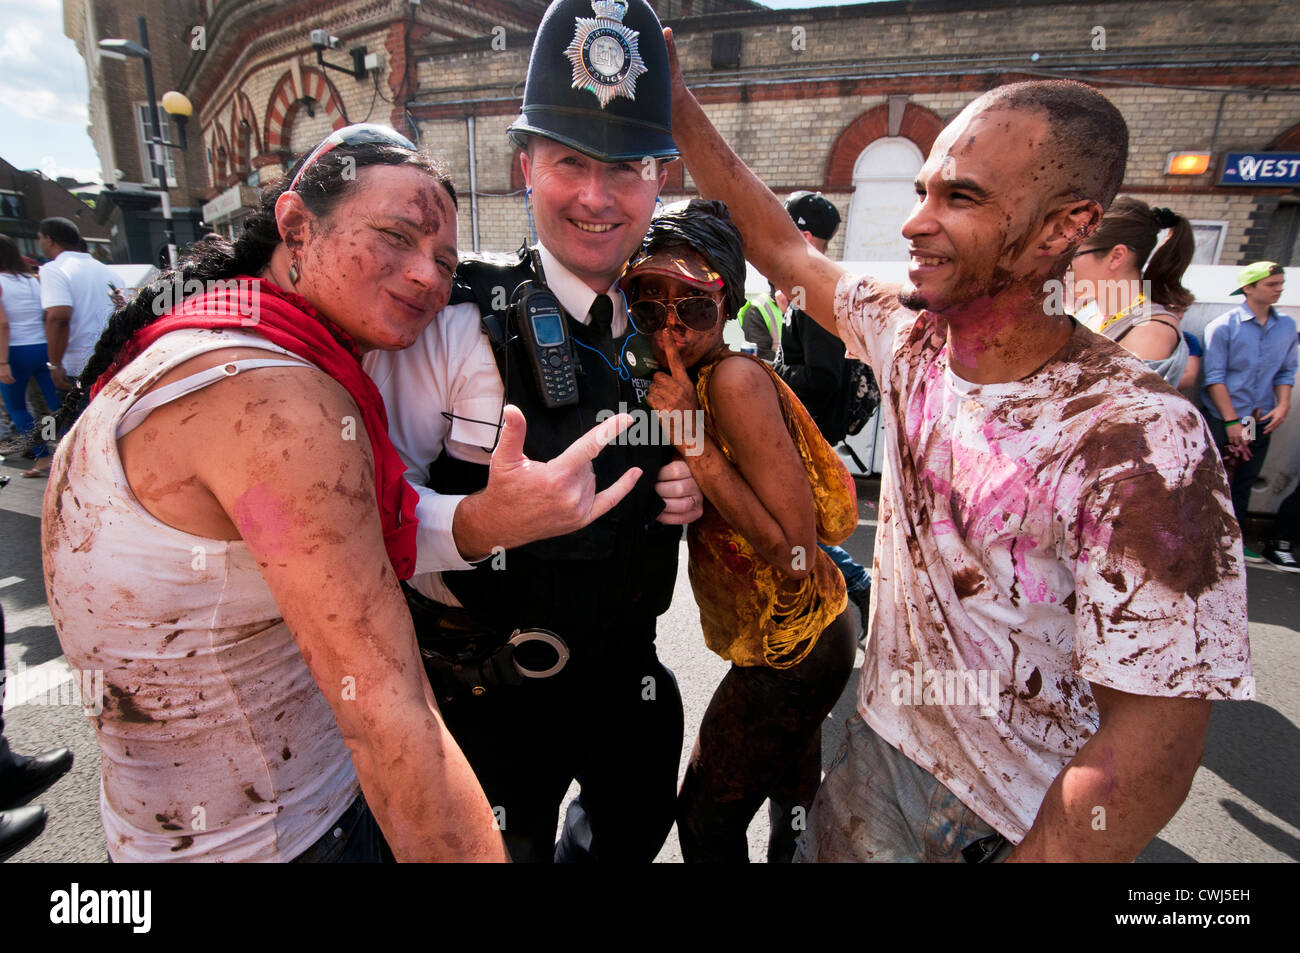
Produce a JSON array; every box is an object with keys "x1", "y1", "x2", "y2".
[
  {"x1": 171, "y1": 0, "x2": 753, "y2": 238},
  {"x1": 0, "y1": 157, "x2": 112, "y2": 260},
  {"x1": 65, "y1": 0, "x2": 209, "y2": 263},
  {"x1": 75, "y1": 0, "x2": 1299, "y2": 266},
  {"x1": 410, "y1": 0, "x2": 1300, "y2": 264}
]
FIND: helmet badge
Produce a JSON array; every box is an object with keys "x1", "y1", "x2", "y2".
[{"x1": 564, "y1": 0, "x2": 647, "y2": 109}]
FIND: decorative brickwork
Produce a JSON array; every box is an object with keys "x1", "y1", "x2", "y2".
[
  {"x1": 264, "y1": 67, "x2": 348, "y2": 154},
  {"x1": 824, "y1": 103, "x2": 944, "y2": 188}
]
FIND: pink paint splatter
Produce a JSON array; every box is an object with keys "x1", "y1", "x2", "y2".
[{"x1": 231, "y1": 484, "x2": 296, "y2": 556}]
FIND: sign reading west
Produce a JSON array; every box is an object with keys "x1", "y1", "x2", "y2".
[{"x1": 1219, "y1": 152, "x2": 1300, "y2": 187}]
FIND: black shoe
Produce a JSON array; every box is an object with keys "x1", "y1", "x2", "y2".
[
  {"x1": 849, "y1": 584, "x2": 872, "y2": 645},
  {"x1": 0, "y1": 804, "x2": 47, "y2": 861},
  {"x1": 1263, "y1": 541, "x2": 1300, "y2": 574},
  {"x1": 0, "y1": 747, "x2": 73, "y2": 810}
]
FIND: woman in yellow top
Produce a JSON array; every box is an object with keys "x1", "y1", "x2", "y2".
[{"x1": 621, "y1": 199, "x2": 857, "y2": 862}]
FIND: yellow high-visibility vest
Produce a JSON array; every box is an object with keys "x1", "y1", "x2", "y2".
[{"x1": 737, "y1": 294, "x2": 784, "y2": 345}]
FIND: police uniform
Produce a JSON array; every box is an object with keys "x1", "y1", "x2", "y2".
[{"x1": 363, "y1": 0, "x2": 685, "y2": 863}]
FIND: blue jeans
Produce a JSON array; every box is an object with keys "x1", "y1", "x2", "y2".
[
  {"x1": 0, "y1": 343, "x2": 59, "y2": 458},
  {"x1": 795, "y1": 717, "x2": 1013, "y2": 863},
  {"x1": 820, "y1": 543, "x2": 870, "y2": 595}
]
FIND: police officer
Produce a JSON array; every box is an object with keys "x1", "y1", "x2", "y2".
[{"x1": 364, "y1": 0, "x2": 700, "y2": 863}]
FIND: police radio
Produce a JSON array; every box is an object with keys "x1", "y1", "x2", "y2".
[{"x1": 508, "y1": 280, "x2": 578, "y2": 409}]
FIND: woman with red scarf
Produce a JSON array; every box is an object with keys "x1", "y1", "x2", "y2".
[{"x1": 41, "y1": 126, "x2": 505, "y2": 862}]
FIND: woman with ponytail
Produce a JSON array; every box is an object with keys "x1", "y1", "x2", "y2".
[
  {"x1": 41, "y1": 125, "x2": 504, "y2": 862},
  {"x1": 1069, "y1": 196, "x2": 1196, "y2": 387}
]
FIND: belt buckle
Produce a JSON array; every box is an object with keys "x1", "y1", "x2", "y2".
[{"x1": 506, "y1": 628, "x2": 570, "y2": 679}]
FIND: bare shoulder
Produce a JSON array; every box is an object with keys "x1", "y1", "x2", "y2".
[
  {"x1": 708, "y1": 353, "x2": 772, "y2": 394},
  {"x1": 706, "y1": 356, "x2": 786, "y2": 449},
  {"x1": 119, "y1": 347, "x2": 369, "y2": 538}
]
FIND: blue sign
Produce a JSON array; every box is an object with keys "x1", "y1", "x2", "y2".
[{"x1": 1220, "y1": 152, "x2": 1300, "y2": 186}]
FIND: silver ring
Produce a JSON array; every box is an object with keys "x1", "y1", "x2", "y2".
[{"x1": 507, "y1": 628, "x2": 570, "y2": 679}]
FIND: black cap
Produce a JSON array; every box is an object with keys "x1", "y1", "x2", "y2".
[
  {"x1": 508, "y1": 0, "x2": 677, "y2": 162},
  {"x1": 784, "y1": 191, "x2": 841, "y2": 241}
]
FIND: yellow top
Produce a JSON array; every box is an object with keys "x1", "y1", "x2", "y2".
[{"x1": 687, "y1": 353, "x2": 858, "y2": 669}]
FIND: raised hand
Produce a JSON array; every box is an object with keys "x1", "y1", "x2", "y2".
[
  {"x1": 646, "y1": 334, "x2": 699, "y2": 448},
  {"x1": 453, "y1": 404, "x2": 643, "y2": 558}
]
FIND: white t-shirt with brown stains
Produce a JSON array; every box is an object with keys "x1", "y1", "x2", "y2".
[
  {"x1": 835, "y1": 274, "x2": 1253, "y2": 842},
  {"x1": 43, "y1": 328, "x2": 358, "y2": 861}
]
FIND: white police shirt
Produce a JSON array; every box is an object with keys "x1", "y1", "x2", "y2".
[{"x1": 363, "y1": 244, "x2": 628, "y2": 605}]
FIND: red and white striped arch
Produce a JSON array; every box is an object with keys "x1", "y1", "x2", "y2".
[{"x1": 264, "y1": 66, "x2": 348, "y2": 153}]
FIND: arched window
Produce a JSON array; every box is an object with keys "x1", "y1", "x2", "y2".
[{"x1": 842, "y1": 137, "x2": 923, "y2": 262}]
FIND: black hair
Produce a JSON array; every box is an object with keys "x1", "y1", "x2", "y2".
[
  {"x1": 55, "y1": 140, "x2": 456, "y2": 429},
  {"x1": 1089, "y1": 196, "x2": 1195, "y2": 311},
  {"x1": 979, "y1": 80, "x2": 1129, "y2": 209},
  {"x1": 0, "y1": 234, "x2": 32, "y2": 274},
  {"x1": 634, "y1": 198, "x2": 747, "y2": 320},
  {"x1": 38, "y1": 217, "x2": 81, "y2": 249}
]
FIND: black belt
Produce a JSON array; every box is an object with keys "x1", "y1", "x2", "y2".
[{"x1": 403, "y1": 583, "x2": 571, "y2": 705}]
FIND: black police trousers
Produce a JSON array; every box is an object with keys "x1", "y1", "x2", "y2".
[{"x1": 436, "y1": 636, "x2": 683, "y2": 863}]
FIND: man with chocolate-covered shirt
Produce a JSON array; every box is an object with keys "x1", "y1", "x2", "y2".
[{"x1": 665, "y1": 31, "x2": 1252, "y2": 862}]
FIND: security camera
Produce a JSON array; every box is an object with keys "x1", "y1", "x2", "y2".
[{"x1": 310, "y1": 29, "x2": 340, "y2": 52}]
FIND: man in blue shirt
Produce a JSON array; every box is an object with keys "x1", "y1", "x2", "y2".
[{"x1": 1202, "y1": 261, "x2": 1297, "y2": 560}]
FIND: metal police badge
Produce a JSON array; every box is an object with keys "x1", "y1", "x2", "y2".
[{"x1": 565, "y1": 0, "x2": 647, "y2": 109}]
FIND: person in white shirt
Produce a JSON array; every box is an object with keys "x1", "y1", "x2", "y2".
[
  {"x1": 666, "y1": 31, "x2": 1252, "y2": 862},
  {"x1": 37, "y1": 217, "x2": 120, "y2": 389},
  {"x1": 0, "y1": 235, "x2": 62, "y2": 476}
]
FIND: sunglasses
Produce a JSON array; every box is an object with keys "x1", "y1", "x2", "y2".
[
  {"x1": 629, "y1": 295, "x2": 722, "y2": 333},
  {"x1": 288, "y1": 123, "x2": 417, "y2": 193},
  {"x1": 1072, "y1": 247, "x2": 1108, "y2": 260}
]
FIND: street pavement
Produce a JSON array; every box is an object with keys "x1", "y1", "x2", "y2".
[{"x1": 2, "y1": 444, "x2": 1298, "y2": 864}]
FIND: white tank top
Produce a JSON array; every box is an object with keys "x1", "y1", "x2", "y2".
[
  {"x1": 0, "y1": 271, "x2": 46, "y2": 345},
  {"x1": 43, "y1": 328, "x2": 358, "y2": 862}
]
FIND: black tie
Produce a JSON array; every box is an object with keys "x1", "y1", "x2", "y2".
[{"x1": 587, "y1": 293, "x2": 614, "y2": 357}]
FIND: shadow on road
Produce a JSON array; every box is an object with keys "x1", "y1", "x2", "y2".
[
  {"x1": 1138, "y1": 836, "x2": 1197, "y2": 863},
  {"x1": 1219, "y1": 798, "x2": 1300, "y2": 861},
  {"x1": 6, "y1": 624, "x2": 61, "y2": 667},
  {"x1": 1200, "y1": 699, "x2": 1300, "y2": 833}
]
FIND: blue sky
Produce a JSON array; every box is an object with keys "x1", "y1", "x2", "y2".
[
  {"x1": 0, "y1": 0, "x2": 878, "y2": 186},
  {"x1": 0, "y1": 0, "x2": 101, "y2": 183}
]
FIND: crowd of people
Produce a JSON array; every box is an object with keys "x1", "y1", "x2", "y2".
[
  {"x1": 0, "y1": 222, "x2": 120, "y2": 478},
  {"x1": 7, "y1": 0, "x2": 1295, "y2": 863}
]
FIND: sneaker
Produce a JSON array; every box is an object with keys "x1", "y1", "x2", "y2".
[
  {"x1": 1263, "y1": 541, "x2": 1300, "y2": 573},
  {"x1": 1242, "y1": 546, "x2": 1266, "y2": 564}
]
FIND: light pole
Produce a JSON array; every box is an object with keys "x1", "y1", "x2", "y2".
[{"x1": 98, "y1": 16, "x2": 192, "y2": 269}]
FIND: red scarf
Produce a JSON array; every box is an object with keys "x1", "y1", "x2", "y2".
[{"x1": 92, "y1": 276, "x2": 420, "y2": 580}]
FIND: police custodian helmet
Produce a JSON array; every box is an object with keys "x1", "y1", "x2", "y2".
[{"x1": 508, "y1": 0, "x2": 678, "y2": 163}]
